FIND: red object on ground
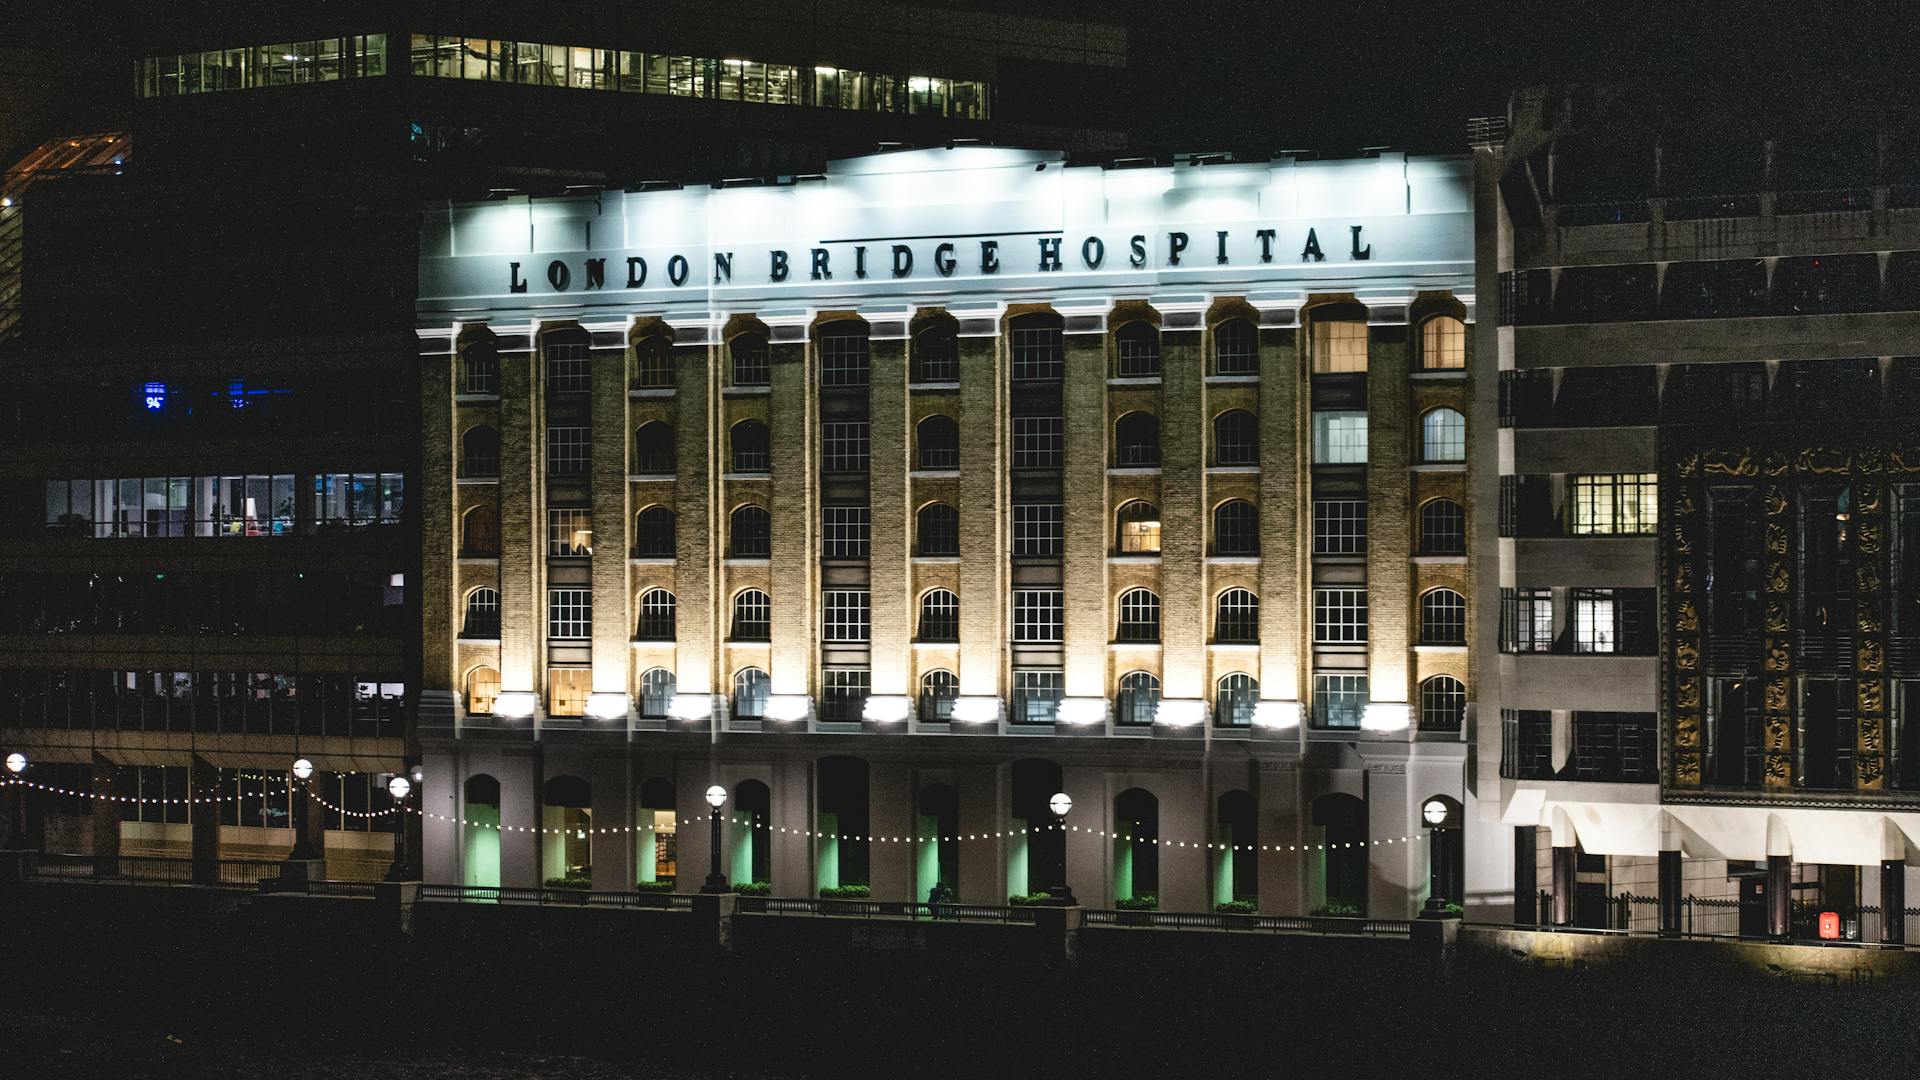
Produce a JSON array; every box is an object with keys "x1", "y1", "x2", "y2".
[{"x1": 1818, "y1": 911, "x2": 1840, "y2": 940}]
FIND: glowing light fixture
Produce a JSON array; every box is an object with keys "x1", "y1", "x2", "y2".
[
  {"x1": 950, "y1": 696, "x2": 1000, "y2": 724},
  {"x1": 5, "y1": 752, "x2": 27, "y2": 774},
  {"x1": 584, "y1": 692, "x2": 630, "y2": 720},
  {"x1": 1049, "y1": 792, "x2": 1073, "y2": 818},
  {"x1": 1154, "y1": 698, "x2": 1207, "y2": 727},
  {"x1": 386, "y1": 775, "x2": 412, "y2": 801},
  {"x1": 666, "y1": 693, "x2": 713, "y2": 721},
  {"x1": 1423, "y1": 799, "x2": 1449, "y2": 826},
  {"x1": 764, "y1": 694, "x2": 811, "y2": 722},
  {"x1": 863, "y1": 695, "x2": 912, "y2": 722},
  {"x1": 291, "y1": 758, "x2": 315, "y2": 781},
  {"x1": 1057, "y1": 697, "x2": 1108, "y2": 726},
  {"x1": 705, "y1": 784, "x2": 728, "y2": 809},
  {"x1": 1362, "y1": 703, "x2": 1412, "y2": 732},
  {"x1": 1252, "y1": 700, "x2": 1303, "y2": 730},
  {"x1": 493, "y1": 691, "x2": 538, "y2": 719}
]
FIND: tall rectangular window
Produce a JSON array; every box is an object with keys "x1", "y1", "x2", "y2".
[
  {"x1": 1012, "y1": 669, "x2": 1064, "y2": 724},
  {"x1": 1500, "y1": 587, "x2": 1555, "y2": 653},
  {"x1": 1012, "y1": 417, "x2": 1064, "y2": 468},
  {"x1": 820, "y1": 668, "x2": 870, "y2": 723},
  {"x1": 547, "y1": 426, "x2": 591, "y2": 477},
  {"x1": 547, "y1": 508, "x2": 592, "y2": 556},
  {"x1": 1572, "y1": 588, "x2": 1618, "y2": 653},
  {"x1": 822, "y1": 421, "x2": 871, "y2": 473},
  {"x1": 1500, "y1": 709, "x2": 1554, "y2": 779},
  {"x1": 1012, "y1": 504, "x2": 1064, "y2": 556},
  {"x1": 548, "y1": 588, "x2": 591, "y2": 639},
  {"x1": 1011, "y1": 325, "x2": 1063, "y2": 381},
  {"x1": 1571, "y1": 473, "x2": 1658, "y2": 535},
  {"x1": 1312, "y1": 321, "x2": 1369, "y2": 373},
  {"x1": 822, "y1": 506, "x2": 871, "y2": 559},
  {"x1": 1313, "y1": 499, "x2": 1368, "y2": 554},
  {"x1": 1313, "y1": 588, "x2": 1368, "y2": 644},
  {"x1": 1312, "y1": 673, "x2": 1369, "y2": 729},
  {"x1": 546, "y1": 342, "x2": 591, "y2": 393},
  {"x1": 1013, "y1": 589, "x2": 1064, "y2": 642},
  {"x1": 823, "y1": 590, "x2": 870, "y2": 642},
  {"x1": 1312, "y1": 412, "x2": 1369, "y2": 464}
]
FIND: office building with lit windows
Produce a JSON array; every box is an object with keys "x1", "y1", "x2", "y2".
[
  {"x1": 1472, "y1": 87, "x2": 1920, "y2": 939},
  {"x1": 415, "y1": 144, "x2": 1479, "y2": 914}
]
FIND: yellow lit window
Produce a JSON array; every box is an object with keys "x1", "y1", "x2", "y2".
[
  {"x1": 1313, "y1": 320, "x2": 1368, "y2": 373},
  {"x1": 1422, "y1": 317, "x2": 1466, "y2": 369}
]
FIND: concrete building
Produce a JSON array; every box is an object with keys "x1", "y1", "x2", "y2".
[
  {"x1": 1472, "y1": 87, "x2": 1920, "y2": 939},
  {"x1": 414, "y1": 144, "x2": 1478, "y2": 914}
]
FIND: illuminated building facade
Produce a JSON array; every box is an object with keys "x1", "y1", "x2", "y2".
[{"x1": 416, "y1": 145, "x2": 1479, "y2": 913}]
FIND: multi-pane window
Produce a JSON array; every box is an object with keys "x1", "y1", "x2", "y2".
[
  {"x1": 919, "y1": 669, "x2": 959, "y2": 722},
  {"x1": 634, "y1": 506, "x2": 675, "y2": 557},
  {"x1": 1115, "y1": 322, "x2": 1161, "y2": 377},
  {"x1": 1312, "y1": 320, "x2": 1368, "y2": 373},
  {"x1": 1500, "y1": 588, "x2": 1554, "y2": 653},
  {"x1": 1216, "y1": 672, "x2": 1259, "y2": 727},
  {"x1": 730, "y1": 505, "x2": 770, "y2": 557},
  {"x1": 1313, "y1": 673, "x2": 1369, "y2": 730},
  {"x1": 1420, "y1": 499, "x2": 1467, "y2": 555},
  {"x1": 730, "y1": 334, "x2": 770, "y2": 386},
  {"x1": 1570, "y1": 473, "x2": 1658, "y2": 535},
  {"x1": 1500, "y1": 709, "x2": 1554, "y2": 779},
  {"x1": 1420, "y1": 676, "x2": 1466, "y2": 731},
  {"x1": 634, "y1": 422, "x2": 675, "y2": 473},
  {"x1": 636, "y1": 588, "x2": 676, "y2": 639},
  {"x1": 817, "y1": 325, "x2": 870, "y2": 387},
  {"x1": 1421, "y1": 408, "x2": 1466, "y2": 464},
  {"x1": 820, "y1": 669, "x2": 870, "y2": 723},
  {"x1": 547, "y1": 426, "x2": 591, "y2": 477},
  {"x1": 1314, "y1": 588, "x2": 1368, "y2": 643},
  {"x1": 1314, "y1": 499, "x2": 1369, "y2": 555},
  {"x1": 732, "y1": 590, "x2": 771, "y2": 640},
  {"x1": 1013, "y1": 504, "x2": 1064, "y2": 556},
  {"x1": 1114, "y1": 412, "x2": 1161, "y2": 467},
  {"x1": 1312, "y1": 412, "x2": 1369, "y2": 464},
  {"x1": 1013, "y1": 589, "x2": 1064, "y2": 642},
  {"x1": 462, "y1": 588, "x2": 500, "y2": 638},
  {"x1": 1421, "y1": 316, "x2": 1466, "y2": 370},
  {"x1": 545, "y1": 341, "x2": 591, "y2": 393},
  {"x1": 462, "y1": 427, "x2": 500, "y2": 478},
  {"x1": 917, "y1": 415, "x2": 959, "y2": 469},
  {"x1": 1573, "y1": 588, "x2": 1617, "y2": 653},
  {"x1": 1213, "y1": 319, "x2": 1258, "y2": 375},
  {"x1": 917, "y1": 503, "x2": 960, "y2": 556},
  {"x1": 823, "y1": 590, "x2": 871, "y2": 642},
  {"x1": 633, "y1": 338, "x2": 674, "y2": 389},
  {"x1": 912, "y1": 326, "x2": 958, "y2": 383},
  {"x1": 548, "y1": 508, "x2": 592, "y2": 556},
  {"x1": 1421, "y1": 589, "x2": 1468, "y2": 645},
  {"x1": 731, "y1": 420, "x2": 770, "y2": 472},
  {"x1": 638, "y1": 668, "x2": 676, "y2": 720},
  {"x1": 822, "y1": 421, "x2": 871, "y2": 473},
  {"x1": 1116, "y1": 671, "x2": 1161, "y2": 726},
  {"x1": 1012, "y1": 416, "x2": 1064, "y2": 468},
  {"x1": 1010, "y1": 319, "x2": 1063, "y2": 381},
  {"x1": 1214, "y1": 500, "x2": 1260, "y2": 556},
  {"x1": 1215, "y1": 588, "x2": 1259, "y2": 644},
  {"x1": 1013, "y1": 669, "x2": 1063, "y2": 724},
  {"x1": 548, "y1": 588, "x2": 592, "y2": 640},
  {"x1": 1116, "y1": 501, "x2": 1161, "y2": 553},
  {"x1": 733, "y1": 667, "x2": 770, "y2": 719},
  {"x1": 1571, "y1": 712, "x2": 1658, "y2": 782},
  {"x1": 1213, "y1": 410, "x2": 1259, "y2": 466},
  {"x1": 462, "y1": 346, "x2": 499, "y2": 395},
  {"x1": 1116, "y1": 588, "x2": 1161, "y2": 643},
  {"x1": 822, "y1": 505, "x2": 872, "y2": 558},
  {"x1": 919, "y1": 589, "x2": 960, "y2": 642}
]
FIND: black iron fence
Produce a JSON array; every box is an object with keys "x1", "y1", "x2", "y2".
[
  {"x1": 416, "y1": 883, "x2": 693, "y2": 910},
  {"x1": 1083, "y1": 908, "x2": 1412, "y2": 937}
]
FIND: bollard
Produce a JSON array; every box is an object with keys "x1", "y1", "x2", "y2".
[
  {"x1": 691, "y1": 892, "x2": 738, "y2": 952},
  {"x1": 1410, "y1": 913, "x2": 1461, "y2": 977},
  {"x1": 1031, "y1": 903, "x2": 1083, "y2": 965},
  {"x1": 374, "y1": 880, "x2": 420, "y2": 936}
]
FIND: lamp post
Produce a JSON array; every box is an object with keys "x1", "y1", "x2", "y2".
[
  {"x1": 288, "y1": 758, "x2": 318, "y2": 862},
  {"x1": 701, "y1": 784, "x2": 730, "y2": 893},
  {"x1": 1421, "y1": 798, "x2": 1453, "y2": 917},
  {"x1": 385, "y1": 774, "x2": 413, "y2": 881},
  {"x1": 1048, "y1": 791, "x2": 1075, "y2": 904},
  {"x1": 4, "y1": 752, "x2": 28, "y2": 850}
]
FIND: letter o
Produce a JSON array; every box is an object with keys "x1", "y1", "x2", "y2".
[
  {"x1": 1081, "y1": 236, "x2": 1105, "y2": 270},
  {"x1": 547, "y1": 260, "x2": 571, "y2": 291},
  {"x1": 668, "y1": 255, "x2": 690, "y2": 286}
]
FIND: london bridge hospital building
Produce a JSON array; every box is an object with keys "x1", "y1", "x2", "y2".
[{"x1": 414, "y1": 146, "x2": 1481, "y2": 914}]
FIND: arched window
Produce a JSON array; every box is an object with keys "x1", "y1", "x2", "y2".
[
  {"x1": 461, "y1": 342, "x2": 499, "y2": 395},
  {"x1": 733, "y1": 667, "x2": 770, "y2": 719},
  {"x1": 1009, "y1": 312, "x2": 1063, "y2": 381},
  {"x1": 730, "y1": 333, "x2": 770, "y2": 387},
  {"x1": 461, "y1": 426, "x2": 500, "y2": 478},
  {"x1": 730, "y1": 505, "x2": 770, "y2": 557},
  {"x1": 817, "y1": 321, "x2": 869, "y2": 387},
  {"x1": 1213, "y1": 318, "x2": 1258, "y2": 376},
  {"x1": 919, "y1": 669, "x2": 959, "y2": 722},
  {"x1": 633, "y1": 335, "x2": 674, "y2": 389},
  {"x1": 732, "y1": 589, "x2": 771, "y2": 640},
  {"x1": 1213, "y1": 410, "x2": 1259, "y2": 466},
  {"x1": 1421, "y1": 408, "x2": 1466, "y2": 464},
  {"x1": 1114, "y1": 412, "x2": 1160, "y2": 467},
  {"x1": 1116, "y1": 671, "x2": 1160, "y2": 727},
  {"x1": 636, "y1": 588, "x2": 676, "y2": 640},
  {"x1": 635, "y1": 421, "x2": 676, "y2": 473},
  {"x1": 1421, "y1": 589, "x2": 1468, "y2": 645},
  {"x1": 1421, "y1": 316, "x2": 1466, "y2": 370},
  {"x1": 1216, "y1": 672, "x2": 1259, "y2": 728},
  {"x1": 917, "y1": 415, "x2": 959, "y2": 470},
  {"x1": 1420, "y1": 499, "x2": 1467, "y2": 555},
  {"x1": 1115, "y1": 321, "x2": 1160, "y2": 378},
  {"x1": 1115, "y1": 500, "x2": 1161, "y2": 554},
  {"x1": 919, "y1": 589, "x2": 959, "y2": 642},
  {"x1": 1116, "y1": 588, "x2": 1161, "y2": 643},
  {"x1": 912, "y1": 323, "x2": 958, "y2": 383},
  {"x1": 731, "y1": 420, "x2": 770, "y2": 472},
  {"x1": 465, "y1": 666, "x2": 500, "y2": 715},
  {"x1": 917, "y1": 502, "x2": 959, "y2": 556},
  {"x1": 1420, "y1": 675, "x2": 1466, "y2": 731},
  {"x1": 462, "y1": 588, "x2": 500, "y2": 638},
  {"x1": 1215, "y1": 588, "x2": 1259, "y2": 644},
  {"x1": 638, "y1": 667, "x2": 676, "y2": 720},
  {"x1": 634, "y1": 506, "x2": 675, "y2": 558},
  {"x1": 461, "y1": 504, "x2": 499, "y2": 556},
  {"x1": 1214, "y1": 500, "x2": 1260, "y2": 555}
]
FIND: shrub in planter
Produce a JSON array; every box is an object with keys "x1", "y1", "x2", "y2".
[
  {"x1": 633, "y1": 879, "x2": 677, "y2": 893},
  {"x1": 1114, "y1": 894, "x2": 1158, "y2": 911},
  {"x1": 544, "y1": 874, "x2": 591, "y2": 890},
  {"x1": 736, "y1": 881, "x2": 772, "y2": 897},
  {"x1": 1215, "y1": 899, "x2": 1258, "y2": 915},
  {"x1": 1443, "y1": 901, "x2": 1465, "y2": 917},
  {"x1": 819, "y1": 884, "x2": 872, "y2": 900},
  {"x1": 1007, "y1": 893, "x2": 1056, "y2": 907},
  {"x1": 1309, "y1": 900, "x2": 1363, "y2": 918}
]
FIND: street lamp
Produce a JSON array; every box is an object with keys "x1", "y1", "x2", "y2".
[
  {"x1": 1421, "y1": 799, "x2": 1454, "y2": 918},
  {"x1": 1048, "y1": 791, "x2": 1075, "y2": 904},
  {"x1": 385, "y1": 774, "x2": 413, "y2": 882},
  {"x1": 288, "y1": 758, "x2": 318, "y2": 862},
  {"x1": 701, "y1": 784, "x2": 730, "y2": 894},
  {"x1": 4, "y1": 752, "x2": 27, "y2": 850},
  {"x1": 291, "y1": 758, "x2": 315, "y2": 781}
]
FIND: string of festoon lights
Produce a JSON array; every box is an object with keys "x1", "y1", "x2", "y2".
[{"x1": 0, "y1": 775, "x2": 291, "y2": 807}]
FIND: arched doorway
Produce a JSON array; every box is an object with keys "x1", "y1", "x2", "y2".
[
  {"x1": 1215, "y1": 790, "x2": 1257, "y2": 910},
  {"x1": 1009, "y1": 759, "x2": 1064, "y2": 899},
  {"x1": 733, "y1": 779, "x2": 771, "y2": 889},
  {"x1": 463, "y1": 774, "x2": 501, "y2": 889},
  {"x1": 816, "y1": 756, "x2": 870, "y2": 895},
  {"x1": 916, "y1": 783, "x2": 959, "y2": 903},
  {"x1": 541, "y1": 774, "x2": 592, "y2": 886},
  {"x1": 1114, "y1": 788, "x2": 1160, "y2": 907},
  {"x1": 1311, "y1": 793, "x2": 1367, "y2": 916},
  {"x1": 637, "y1": 777, "x2": 676, "y2": 889}
]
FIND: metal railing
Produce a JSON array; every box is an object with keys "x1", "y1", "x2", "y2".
[
  {"x1": 736, "y1": 896, "x2": 1037, "y2": 923},
  {"x1": 416, "y1": 883, "x2": 693, "y2": 910},
  {"x1": 1082, "y1": 908, "x2": 1412, "y2": 937},
  {"x1": 26, "y1": 854, "x2": 291, "y2": 888}
]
